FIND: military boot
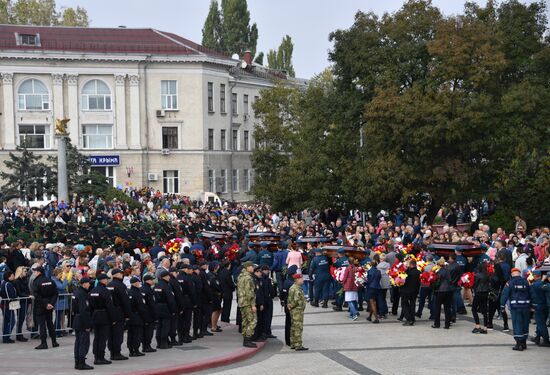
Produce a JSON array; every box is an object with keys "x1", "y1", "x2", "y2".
[
  {"x1": 77, "y1": 358, "x2": 94, "y2": 370},
  {"x1": 322, "y1": 300, "x2": 328, "y2": 308},
  {"x1": 530, "y1": 335, "x2": 540, "y2": 345},
  {"x1": 243, "y1": 337, "x2": 257, "y2": 348}
]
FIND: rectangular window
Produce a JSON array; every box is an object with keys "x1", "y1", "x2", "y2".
[
  {"x1": 162, "y1": 127, "x2": 178, "y2": 149},
  {"x1": 207, "y1": 82, "x2": 214, "y2": 112},
  {"x1": 91, "y1": 166, "x2": 115, "y2": 187},
  {"x1": 232, "y1": 129, "x2": 238, "y2": 151},
  {"x1": 82, "y1": 124, "x2": 113, "y2": 149},
  {"x1": 221, "y1": 129, "x2": 226, "y2": 151},
  {"x1": 243, "y1": 131, "x2": 249, "y2": 151},
  {"x1": 18, "y1": 34, "x2": 40, "y2": 46},
  {"x1": 232, "y1": 169, "x2": 239, "y2": 192},
  {"x1": 208, "y1": 129, "x2": 214, "y2": 150},
  {"x1": 232, "y1": 93, "x2": 238, "y2": 115},
  {"x1": 254, "y1": 95, "x2": 260, "y2": 118},
  {"x1": 19, "y1": 124, "x2": 50, "y2": 149},
  {"x1": 220, "y1": 84, "x2": 226, "y2": 113},
  {"x1": 221, "y1": 169, "x2": 227, "y2": 193},
  {"x1": 18, "y1": 94, "x2": 49, "y2": 111},
  {"x1": 163, "y1": 170, "x2": 179, "y2": 194},
  {"x1": 244, "y1": 94, "x2": 249, "y2": 116},
  {"x1": 161, "y1": 80, "x2": 178, "y2": 110},
  {"x1": 208, "y1": 170, "x2": 215, "y2": 192},
  {"x1": 244, "y1": 169, "x2": 250, "y2": 192}
]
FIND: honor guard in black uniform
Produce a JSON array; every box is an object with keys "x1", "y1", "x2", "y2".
[
  {"x1": 107, "y1": 268, "x2": 131, "y2": 360},
  {"x1": 154, "y1": 270, "x2": 177, "y2": 349},
  {"x1": 168, "y1": 267, "x2": 185, "y2": 346},
  {"x1": 199, "y1": 261, "x2": 214, "y2": 336},
  {"x1": 261, "y1": 265, "x2": 277, "y2": 339},
  {"x1": 127, "y1": 277, "x2": 146, "y2": 357},
  {"x1": 177, "y1": 264, "x2": 194, "y2": 343},
  {"x1": 191, "y1": 265, "x2": 204, "y2": 338},
  {"x1": 140, "y1": 273, "x2": 157, "y2": 353},
  {"x1": 72, "y1": 277, "x2": 94, "y2": 370},
  {"x1": 89, "y1": 273, "x2": 115, "y2": 365},
  {"x1": 253, "y1": 265, "x2": 267, "y2": 341},
  {"x1": 32, "y1": 266, "x2": 59, "y2": 350}
]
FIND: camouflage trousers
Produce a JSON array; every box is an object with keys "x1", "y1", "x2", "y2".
[
  {"x1": 240, "y1": 306, "x2": 257, "y2": 338},
  {"x1": 290, "y1": 310, "x2": 304, "y2": 348}
]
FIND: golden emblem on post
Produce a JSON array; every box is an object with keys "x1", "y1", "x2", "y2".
[{"x1": 55, "y1": 118, "x2": 70, "y2": 135}]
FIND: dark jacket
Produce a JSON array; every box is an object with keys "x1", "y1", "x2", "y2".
[
  {"x1": 128, "y1": 285, "x2": 147, "y2": 326},
  {"x1": 254, "y1": 274, "x2": 266, "y2": 307},
  {"x1": 168, "y1": 275, "x2": 185, "y2": 312},
  {"x1": 14, "y1": 276, "x2": 30, "y2": 298},
  {"x1": 474, "y1": 270, "x2": 490, "y2": 293},
  {"x1": 447, "y1": 262, "x2": 461, "y2": 287},
  {"x1": 182, "y1": 273, "x2": 198, "y2": 307},
  {"x1": 32, "y1": 274, "x2": 58, "y2": 315},
  {"x1": 199, "y1": 270, "x2": 212, "y2": 303},
  {"x1": 72, "y1": 286, "x2": 93, "y2": 331},
  {"x1": 139, "y1": 283, "x2": 156, "y2": 323},
  {"x1": 107, "y1": 278, "x2": 131, "y2": 322},
  {"x1": 154, "y1": 279, "x2": 177, "y2": 318},
  {"x1": 436, "y1": 268, "x2": 453, "y2": 293},
  {"x1": 219, "y1": 267, "x2": 235, "y2": 297},
  {"x1": 88, "y1": 283, "x2": 116, "y2": 325},
  {"x1": 401, "y1": 267, "x2": 421, "y2": 296},
  {"x1": 176, "y1": 272, "x2": 194, "y2": 309}
]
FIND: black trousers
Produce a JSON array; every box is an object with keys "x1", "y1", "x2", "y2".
[
  {"x1": 193, "y1": 307, "x2": 202, "y2": 334},
  {"x1": 472, "y1": 292, "x2": 489, "y2": 326},
  {"x1": 401, "y1": 293, "x2": 417, "y2": 323},
  {"x1": 391, "y1": 287, "x2": 401, "y2": 315},
  {"x1": 92, "y1": 324, "x2": 110, "y2": 359},
  {"x1": 262, "y1": 300, "x2": 274, "y2": 335},
  {"x1": 156, "y1": 317, "x2": 171, "y2": 344},
  {"x1": 284, "y1": 306, "x2": 291, "y2": 346},
  {"x1": 108, "y1": 320, "x2": 125, "y2": 355},
  {"x1": 74, "y1": 330, "x2": 90, "y2": 359},
  {"x1": 143, "y1": 322, "x2": 155, "y2": 348},
  {"x1": 36, "y1": 310, "x2": 55, "y2": 342},
  {"x1": 169, "y1": 314, "x2": 177, "y2": 340},
  {"x1": 201, "y1": 303, "x2": 212, "y2": 332},
  {"x1": 181, "y1": 309, "x2": 192, "y2": 339},
  {"x1": 127, "y1": 325, "x2": 143, "y2": 352},
  {"x1": 434, "y1": 291, "x2": 453, "y2": 328},
  {"x1": 254, "y1": 307, "x2": 264, "y2": 338},
  {"x1": 221, "y1": 294, "x2": 232, "y2": 323}
]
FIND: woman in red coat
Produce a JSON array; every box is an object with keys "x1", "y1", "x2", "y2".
[{"x1": 342, "y1": 258, "x2": 359, "y2": 320}]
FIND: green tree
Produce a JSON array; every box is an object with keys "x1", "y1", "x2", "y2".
[
  {"x1": 0, "y1": 142, "x2": 53, "y2": 206},
  {"x1": 267, "y1": 35, "x2": 295, "y2": 77},
  {"x1": 221, "y1": 0, "x2": 258, "y2": 56},
  {"x1": 7, "y1": 0, "x2": 89, "y2": 26},
  {"x1": 254, "y1": 51, "x2": 264, "y2": 65},
  {"x1": 202, "y1": 0, "x2": 223, "y2": 50}
]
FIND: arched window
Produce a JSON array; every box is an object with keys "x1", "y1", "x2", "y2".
[
  {"x1": 18, "y1": 79, "x2": 49, "y2": 110},
  {"x1": 81, "y1": 79, "x2": 112, "y2": 110}
]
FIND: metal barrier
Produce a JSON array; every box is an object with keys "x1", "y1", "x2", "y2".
[{"x1": 1, "y1": 293, "x2": 74, "y2": 339}]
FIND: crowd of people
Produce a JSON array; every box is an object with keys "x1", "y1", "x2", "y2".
[{"x1": 0, "y1": 191, "x2": 549, "y2": 370}]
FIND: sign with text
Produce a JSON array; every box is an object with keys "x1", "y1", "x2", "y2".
[{"x1": 89, "y1": 155, "x2": 120, "y2": 166}]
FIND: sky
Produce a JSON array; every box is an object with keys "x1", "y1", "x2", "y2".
[{"x1": 56, "y1": 0, "x2": 547, "y2": 78}]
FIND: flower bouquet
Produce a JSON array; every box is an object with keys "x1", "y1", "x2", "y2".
[
  {"x1": 526, "y1": 270, "x2": 534, "y2": 285},
  {"x1": 486, "y1": 262, "x2": 494, "y2": 276},
  {"x1": 373, "y1": 245, "x2": 386, "y2": 254},
  {"x1": 192, "y1": 248, "x2": 204, "y2": 262},
  {"x1": 458, "y1": 272, "x2": 475, "y2": 288},
  {"x1": 354, "y1": 267, "x2": 367, "y2": 287},
  {"x1": 165, "y1": 238, "x2": 183, "y2": 254},
  {"x1": 224, "y1": 243, "x2": 240, "y2": 262},
  {"x1": 331, "y1": 266, "x2": 345, "y2": 283},
  {"x1": 420, "y1": 270, "x2": 439, "y2": 287},
  {"x1": 388, "y1": 262, "x2": 408, "y2": 286}
]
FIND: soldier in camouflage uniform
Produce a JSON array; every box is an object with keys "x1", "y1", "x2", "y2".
[
  {"x1": 237, "y1": 261, "x2": 258, "y2": 348},
  {"x1": 287, "y1": 273, "x2": 309, "y2": 351}
]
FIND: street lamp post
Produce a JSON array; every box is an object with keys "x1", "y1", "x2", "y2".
[{"x1": 55, "y1": 118, "x2": 70, "y2": 204}]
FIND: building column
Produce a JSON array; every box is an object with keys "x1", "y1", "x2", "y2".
[
  {"x1": 128, "y1": 74, "x2": 141, "y2": 149},
  {"x1": 66, "y1": 74, "x2": 79, "y2": 146},
  {"x1": 2, "y1": 73, "x2": 16, "y2": 150},
  {"x1": 114, "y1": 74, "x2": 128, "y2": 149},
  {"x1": 52, "y1": 74, "x2": 64, "y2": 148}
]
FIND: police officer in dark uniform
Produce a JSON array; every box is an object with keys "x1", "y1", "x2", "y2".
[
  {"x1": 140, "y1": 273, "x2": 157, "y2": 352},
  {"x1": 199, "y1": 261, "x2": 214, "y2": 337},
  {"x1": 89, "y1": 273, "x2": 115, "y2": 365},
  {"x1": 191, "y1": 265, "x2": 203, "y2": 339},
  {"x1": 72, "y1": 277, "x2": 94, "y2": 370},
  {"x1": 168, "y1": 267, "x2": 185, "y2": 346},
  {"x1": 127, "y1": 276, "x2": 146, "y2": 356},
  {"x1": 177, "y1": 264, "x2": 194, "y2": 343},
  {"x1": 280, "y1": 265, "x2": 298, "y2": 346},
  {"x1": 261, "y1": 265, "x2": 277, "y2": 339},
  {"x1": 107, "y1": 268, "x2": 131, "y2": 360},
  {"x1": 32, "y1": 266, "x2": 58, "y2": 350},
  {"x1": 154, "y1": 270, "x2": 177, "y2": 349},
  {"x1": 309, "y1": 248, "x2": 331, "y2": 308},
  {"x1": 501, "y1": 267, "x2": 531, "y2": 351},
  {"x1": 253, "y1": 265, "x2": 266, "y2": 341}
]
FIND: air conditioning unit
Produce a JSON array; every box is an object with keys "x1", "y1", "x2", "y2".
[
  {"x1": 156, "y1": 109, "x2": 165, "y2": 118},
  {"x1": 147, "y1": 173, "x2": 158, "y2": 181},
  {"x1": 161, "y1": 149, "x2": 170, "y2": 155}
]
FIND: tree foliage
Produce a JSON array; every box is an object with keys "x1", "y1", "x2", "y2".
[
  {"x1": 252, "y1": 0, "x2": 550, "y2": 225},
  {"x1": 201, "y1": 0, "x2": 258, "y2": 57},
  {"x1": 0, "y1": 0, "x2": 89, "y2": 26},
  {"x1": 267, "y1": 35, "x2": 295, "y2": 77}
]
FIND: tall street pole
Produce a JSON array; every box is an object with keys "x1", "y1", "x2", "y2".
[{"x1": 55, "y1": 119, "x2": 70, "y2": 204}]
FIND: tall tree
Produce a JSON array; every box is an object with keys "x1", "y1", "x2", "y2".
[
  {"x1": 0, "y1": 142, "x2": 53, "y2": 206},
  {"x1": 266, "y1": 35, "x2": 295, "y2": 77},
  {"x1": 221, "y1": 0, "x2": 258, "y2": 56},
  {"x1": 202, "y1": 0, "x2": 223, "y2": 50},
  {"x1": 7, "y1": 0, "x2": 89, "y2": 26}
]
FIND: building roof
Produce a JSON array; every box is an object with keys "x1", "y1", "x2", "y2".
[{"x1": 0, "y1": 24, "x2": 229, "y2": 58}]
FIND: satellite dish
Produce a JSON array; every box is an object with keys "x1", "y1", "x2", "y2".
[
  {"x1": 241, "y1": 61, "x2": 248, "y2": 69},
  {"x1": 231, "y1": 53, "x2": 240, "y2": 60}
]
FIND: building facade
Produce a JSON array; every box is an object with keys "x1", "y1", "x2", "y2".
[{"x1": 0, "y1": 25, "x2": 304, "y2": 204}]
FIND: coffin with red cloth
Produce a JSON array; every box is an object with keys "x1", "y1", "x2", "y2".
[
  {"x1": 428, "y1": 242, "x2": 484, "y2": 257},
  {"x1": 321, "y1": 245, "x2": 367, "y2": 260},
  {"x1": 246, "y1": 232, "x2": 282, "y2": 251}
]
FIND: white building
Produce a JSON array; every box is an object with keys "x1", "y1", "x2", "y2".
[{"x1": 0, "y1": 24, "x2": 305, "y2": 203}]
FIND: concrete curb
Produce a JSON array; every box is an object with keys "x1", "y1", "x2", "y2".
[{"x1": 114, "y1": 341, "x2": 267, "y2": 375}]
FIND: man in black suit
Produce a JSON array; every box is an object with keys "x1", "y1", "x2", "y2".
[{"x1": 400, "y1": 259, "x2": 421, "y2": 326}]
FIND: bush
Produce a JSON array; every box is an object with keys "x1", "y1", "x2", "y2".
[
  {"x1": 487, "y1": 208, "x2": 515, "y2": 233},
  {"x1": 103, "y1": 187, "x2": 143, "y2": 211}
]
